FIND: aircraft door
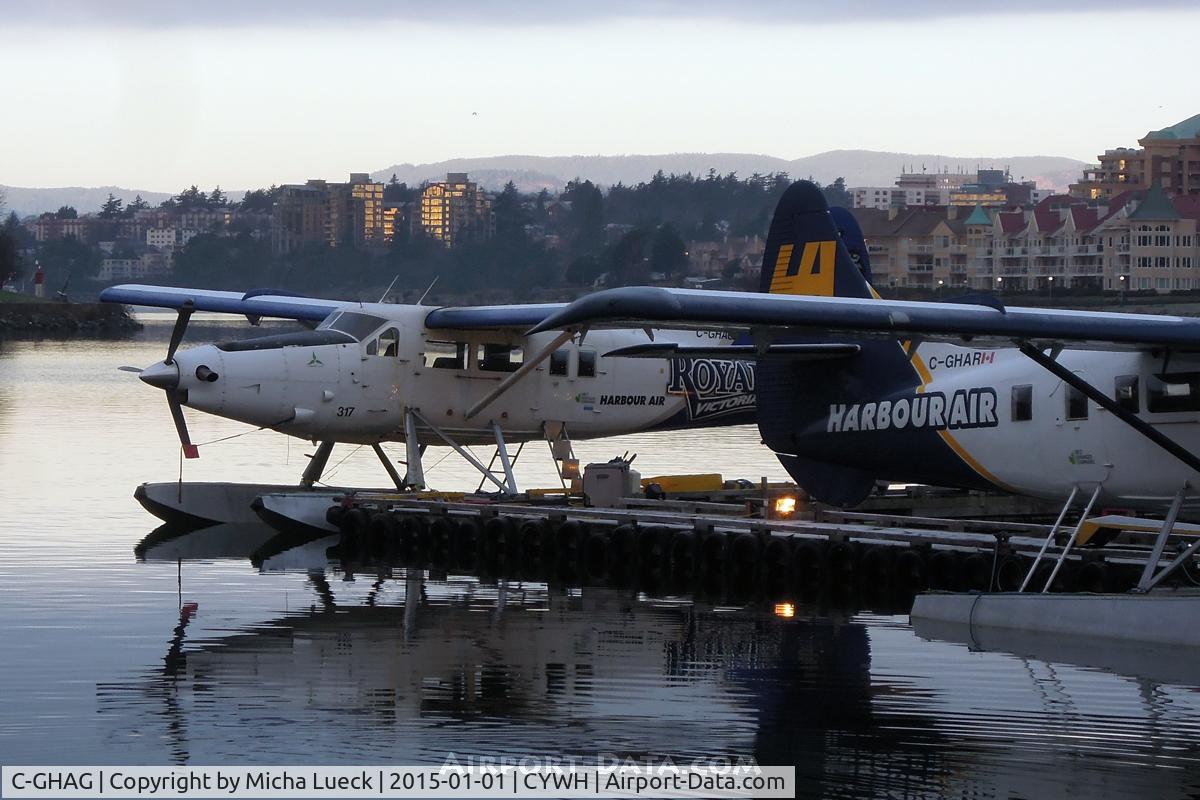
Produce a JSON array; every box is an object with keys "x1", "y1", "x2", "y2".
[
  {"x1": 1044, "y1": 370, "x2": 1109, "y2": 486},
  {"x1": 353, "y1": 324, "x2": 407, "y2": 436}
]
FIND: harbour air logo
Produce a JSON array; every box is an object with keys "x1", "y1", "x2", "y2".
[
  {"x1": 667, "y1": 357, "x2": 756, "y2": 422},
  {"x1": 307, "y1": 352, "x2": 323, "y2": 367},
  {"x1": 826, "y1": 388, "x2": 999, "y2": 433}
]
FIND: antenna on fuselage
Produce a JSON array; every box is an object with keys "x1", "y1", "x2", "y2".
[
  {"x1": 378, "y1": 274, "x2": 401, "y2": 303},
  {"x1": 417, "y1": 276, "x2": 440, "y2": 305}
]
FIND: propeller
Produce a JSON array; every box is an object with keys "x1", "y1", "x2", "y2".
[
  {"x1": 116, "y1": 300, "x2": 200, "y2": 458},
  {"x1": 168, "y1": 388, "x2": 198, "y2": 459},
  {"x1": 165, "y1": 300, "x2": 195, "y2": 365},
  {"x1": 135, "y1": 300, "x2": 200, "y2": 458}
]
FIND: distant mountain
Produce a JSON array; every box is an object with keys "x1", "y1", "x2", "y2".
[
  {"x1": 4, "y1": 150, "x2": 1088, "y2": 217},
  {"x1": 373, "y1": 151, "x2": 1088, "y2": 194},
  {"x1": 0, "y1": 185, "x2": 176, "y2": 217}
]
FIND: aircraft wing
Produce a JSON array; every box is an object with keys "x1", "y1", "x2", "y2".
[
  {"x1": 527, "y1": 287, "x2": 1200, "y2": 351},
  {"x1": 99, "y1": 284, "x2": 343, "y2": 322},
  {"x1": 424, "y1": 303, "x2": 567, "y2": 331}
]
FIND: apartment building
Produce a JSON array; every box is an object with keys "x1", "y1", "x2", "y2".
[
  {"x1": 420, "y1": 173, "x2": 494, "y2": 248},
  {"x1": 1071, "y1": 114, "x2": 1200, "y2": 200},
  {"x1": 271, "y1": 174, "x2": 385, "y2": 256},
  {"x1": 853, "y1": 185, "x2": 1200, "y2": 294}
]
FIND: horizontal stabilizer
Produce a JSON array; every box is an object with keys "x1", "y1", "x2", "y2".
[{"x1": 603, "y1": 342, "x2": 860, "y2": 360}]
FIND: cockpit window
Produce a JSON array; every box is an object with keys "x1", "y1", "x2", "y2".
[
  {"x1": 317, "y1": 311, "x2": 388, "y2": 341},
  {"x1": 423, "y1": 340, "x2": 467, "y2": 369},
  {"x1": 478, "y1": 343, "x2": 524, "y2": 373}
]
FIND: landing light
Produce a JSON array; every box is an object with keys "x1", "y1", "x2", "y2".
[
  {"x1": 774, "y1": 602, "x2": 795, "y2": 619},
  {"x1": 774, "y1": 495, "x2": 797, "y2": 517}
]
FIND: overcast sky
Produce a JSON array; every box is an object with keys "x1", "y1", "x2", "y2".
[{"x1": 1, "y1": 1, "x2": 1196, "y2": 191}]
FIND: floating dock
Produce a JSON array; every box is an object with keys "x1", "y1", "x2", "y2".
[
  {"x1": 290, "y1": 491, "x2": 1167, "y2": 597},
  {"x1": 911, "y1": 591, "x2": 1200, "y2": 647}
]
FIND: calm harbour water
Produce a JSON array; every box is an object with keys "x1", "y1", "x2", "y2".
[{"x1": 3, "y1": 315, "x2": 1200, "y2": 798}]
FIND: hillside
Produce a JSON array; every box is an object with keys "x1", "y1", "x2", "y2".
[
  {"x1": 372, "y1": 151, "x2": 1087, "y2": 194},
  {"x1": 0, "y1": 185, "x2": 175, "y2": 217},
  {"x1": 4, "y1": 150, "x2": 1088, "y2": 216}
]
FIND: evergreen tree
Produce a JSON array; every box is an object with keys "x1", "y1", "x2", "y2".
[
  {"x1": 822, "y1": 177, "x2": 851, "y2": 208},
  {"x1": 0, "y1": 229, "x2": 19, "y2": 284},
  {"x1": 177, "y1": 185, "x2": 207, "y2": 210},
  {"x1": 562, "y1": 179, "x2": 604, "y2": 255},
  {"x1": 238, "y1": 186, "x2": 278, "y2": 212},
  {"x1": 98, "y1": 193, "x2": 123, "y2": 219},
  {"x1": 209, "y1": 186, "x2": 227, "y2": 207},
  {"x1": 650, "y1": 223, "x2": 688, "y2": 277},
  {"x1": 125, "y1": 194, "x2": 149, "y2": 217},
  {"x1": 55, "y1": 206, "x2": 77, "y2": 220}
]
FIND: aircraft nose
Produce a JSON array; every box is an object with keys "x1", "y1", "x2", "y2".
[{"x1": 140, "y1": 360, "x2": 180, "y2": 391}]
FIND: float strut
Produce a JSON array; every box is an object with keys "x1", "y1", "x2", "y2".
[
  {"x1": 1135, "y1": 485, "x2": 1187, "y2": 593},
  {"x1": 403, "y1": 410, "x2": 426, "y2": 490},
  {"x1": 300, "y1": 441, "x2": 335, "y2": 487},
  {"x1": 372, "y1": 444, "x2": 406, "y2": 491},
  {"x1": 493, "y1": 423, "x2": 519, "y2": 494}
]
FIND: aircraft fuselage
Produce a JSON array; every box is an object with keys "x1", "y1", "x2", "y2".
[
  {"x1": 784, "y1": 340, "x2": 1200, "y2": 507},
  {"x1": 155, "y1": 304, "x2": 757, "y2": 446}
]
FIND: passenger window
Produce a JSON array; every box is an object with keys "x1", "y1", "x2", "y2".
[
  {"x1": 578, "y1": 349, "x2": 597, "y2": 378},
  {"x1": 1066, "y1": 385, "x2": 1088, "y2": 420},
  {"x1": 1011, "y1": 384, "x2": 1032, "y2": 421},
  {"x1": 478, "y1": 343, "x2": 523, "y2": 373},
  {"x1": 549, "y1": 348, "x2": 569, "y2": 376},
  {"x1": 1115, "y1": 375, "x2": 1139, "y2": 412},
  {"x1": 1147, "y1": 373, "x2": 1200, "y2": 413},
  {"x1": 423, "y1": 340, "x2": 467, "y2": 369}
]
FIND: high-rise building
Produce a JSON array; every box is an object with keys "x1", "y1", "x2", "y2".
[
  {"x1": 272, "y1": 182, "x2": 328, "y2": 255},
  {"x1": 1071, "y1": 114, "x2": 1200, "y2": 200},
  {"x1": 272, "y1": 174, "x2": 385, "y2": 255},
  {"x1": 420, "y1": 173, "x2": 494, "y2": 247}
]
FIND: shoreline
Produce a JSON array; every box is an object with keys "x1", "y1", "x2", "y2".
[{"x1": 0, "y1": 301, "x2": 143, "y2": 337}]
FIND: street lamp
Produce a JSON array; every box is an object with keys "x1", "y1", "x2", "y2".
[
  {"x1": 1119, "y1": 274, "x2": 1126, "y2": 305},
  {"x1": 996, "y1": 276, "x2": 1003, "y2": 295},
  {"x1": 937, "y1": 278, "x2": 944, "y2": 297},
  {"x1": 1048, "y1": 275, "x2": 1054, "y2": 302}
]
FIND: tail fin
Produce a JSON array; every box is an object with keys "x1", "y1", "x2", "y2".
[
  {"x1": 754, "y1": 182, "x2": 912, "y2": 507},
  {"x1": 758, "y1": 181, "x2": 874, "y2": 298}
]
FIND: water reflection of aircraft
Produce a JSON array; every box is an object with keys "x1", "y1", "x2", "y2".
[
  {"x1": 136, "y1": 522, "x2": 331, "y2": 567},
  {"x1": 100, "y1": 285, "x2": 757, "y2": 501},
  {"x1": 105, "y1": 525, "x2": 956, "y2": 790},
  {"x1": 101, "y1": 526, "x2": 1200, "y2": 796},
  {"x1": 531, "y1": 181, "x2": 1200, "y2": 511}
]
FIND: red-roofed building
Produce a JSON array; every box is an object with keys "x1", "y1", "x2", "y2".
[{"x1": 1095, "y1": 184, "x2": 1200, "y2": 292}]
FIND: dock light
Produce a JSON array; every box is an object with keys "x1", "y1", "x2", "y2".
[
  {"x1": 774, "y1": 602, "x2": 796, "y2": 619},
  {"x1": 774, "y1": 495, "x2": 797, "y2": 517}
]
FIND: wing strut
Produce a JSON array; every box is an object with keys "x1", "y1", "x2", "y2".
[{"x1": 1018, "y1": 340, "x2": 1200, "y2": 474}]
